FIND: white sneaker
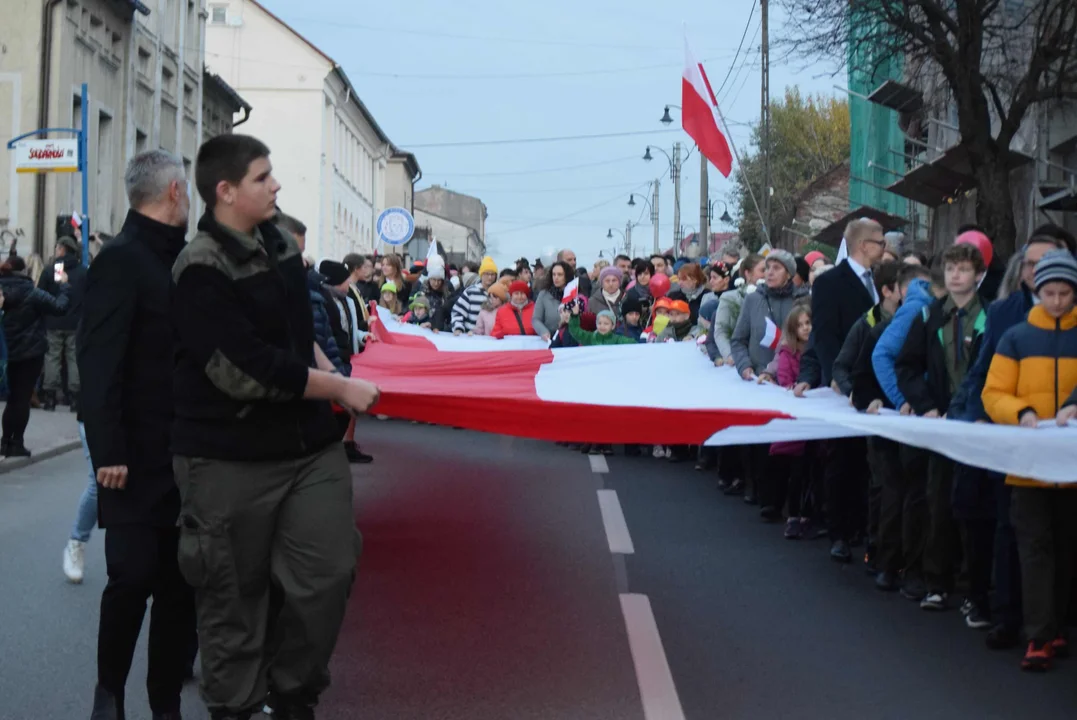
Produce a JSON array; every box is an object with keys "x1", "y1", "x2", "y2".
[{"x1": 63, "y1": 539, "x2": 85, "y2": 584}]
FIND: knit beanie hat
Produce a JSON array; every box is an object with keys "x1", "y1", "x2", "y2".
[
  {"x1": 1034, "y1": 249, "x2": 1077, "y2": 293},
  {"x1": 479, "y1": 256, "x2": 498, "y2": 276},
  {"x1": 409, "y1": 294, "x2": 429, "y2": 309},
  {"x1": 319, "y1": 260, "x2": 350, "y2": 286},
  {"x1": 380, "y1": 281, "x2": 398, "y2": 295},
  {"x1": 596, "y1": 309, "x2": 616, "y2": 324},
  {"x1": 427, "y1": 255, "x2": 446, "y2": 280},
  {"x1": 486, "y1": 281, "x2": 508, "y2": 301},
  {"x1": 794, "y1": 256, "x2": 811, "y2": 284},
  {"x1": 508, "y1": 280, "x2": 531, "y2": 297},
  {"x1": 804, "y1": 250, "x2": 826, "y2": 267},
  {"x1": 621, "y1": 294, "x2": 643, "y2": 316},
  {"x1": 767, "y1": 249, "x2": 797, "y2": 279},
  {"x1": 599, "y1": 266, "x2": 624, "y2": 285}
]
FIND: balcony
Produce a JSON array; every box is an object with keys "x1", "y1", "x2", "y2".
[{"x1": 886, "y1": 142, "x2": 1033, "y2": 207}]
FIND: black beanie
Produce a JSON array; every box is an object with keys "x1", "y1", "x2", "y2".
[
  {"x1": 795, "y1": 256, "x2": 811, "y2": 284},
  {"x1": 621, "y1": 294, "x2": 643, "y2": 316},
  {"x1": 319, "y1": 260, "x2": 350, "y2": 286}
]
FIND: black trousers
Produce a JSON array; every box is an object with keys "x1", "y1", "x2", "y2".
[
  {"x1": 924, "y1": 452, "x2": 961, "y2": 594},
  {"x1": 993, "y1": 481, "x2": 1022, "y2": 631},
  {"x1": 98, "y1": 524, "x2": 197, "y2": 716},
  {"x1": 824, "y1": 437, "x2": 869, "y2": 542},
  {"x1": 2, "y1": 355, "x2": 44, "y2": 444},
  {"x1": 962, "y1": 518, "x2": 995, "y2": 612},
  {"x1": 1011, "y1": 487, "x2": 1077, "y2": 645},
  {"x1": 874, "y1": 440, "x2": 928, "y2": 576}
]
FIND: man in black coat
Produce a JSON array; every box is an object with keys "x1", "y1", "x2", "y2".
[
  {"x1": 794, "y1": 218, "x2": 887, "y2": 563},
  {"x1": 38, "y1": 231, "x2": 87, "y2": 410},
  {"x1": 78, "y1": 150, "x2": 197, "y2": 720}
]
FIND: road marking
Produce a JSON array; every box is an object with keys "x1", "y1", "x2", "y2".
[
  {"x1": 597, "y1": 489, "x2": 634, "y2": 554},
  {"x1": 620, "y1": 593, "x2": 686, "y2": 720},
  {"x1": 588, "y1": 454, "x2": 609, "y2": 473}
]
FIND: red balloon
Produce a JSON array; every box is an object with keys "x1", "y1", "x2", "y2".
[
  {"x1": 649, "y1": 273, "x2": 671, "y2": 298},
  {"x1": 955, "y1": 230, "x2": 993, "y2": 268}
]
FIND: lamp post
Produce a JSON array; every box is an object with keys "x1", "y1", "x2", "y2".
[
  {"x1": 644, "y1": 143, "x2": 690, "y2": 252},
  {"x1": 627, "y1": 188, "x2": 660, "y2": 255},
  {"x1": 709, "y1": 199, "x2": 734, "y2": 225},
  {"x1": 661, "y1": 104, "x2": 711, "y2": 254}
]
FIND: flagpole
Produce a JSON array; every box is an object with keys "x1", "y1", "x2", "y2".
[{"x1": 711, "y1": 100, "x2": 770, "y2": 246}]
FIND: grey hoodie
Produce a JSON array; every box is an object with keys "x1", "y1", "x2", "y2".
[{"x1": 731, "y1": 281, "x2": 810, "y2": 376}]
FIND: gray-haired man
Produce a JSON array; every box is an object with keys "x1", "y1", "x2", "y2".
[{"x1": 79, "y1": 150, "x2": 197, "y2": 720}]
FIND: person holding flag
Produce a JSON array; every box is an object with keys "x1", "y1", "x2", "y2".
[{"x1": 531, "y1": 260, "x2": 574, "y2": 342}]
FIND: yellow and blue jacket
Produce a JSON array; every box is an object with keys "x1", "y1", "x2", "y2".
[{"x1": 982, "y1": 305, "x2": 1077, "y2": 488}]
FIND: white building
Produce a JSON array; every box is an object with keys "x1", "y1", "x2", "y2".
[
  {"x1": 205, "y1": 0, "x2": 417, "y2": 261},
  {"x1": 0, "y1": 0, "x2": 242, "y2": 255}
]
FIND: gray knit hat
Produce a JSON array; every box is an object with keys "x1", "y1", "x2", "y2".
[
  {"x1": 1034, "y1": 250, "x2": 1077, "y2": 292},
  {"x1": 765, "y1": 249, "x2": 797, "y2": 280}
]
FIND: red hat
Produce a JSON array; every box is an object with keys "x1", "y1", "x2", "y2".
[
  {"x1": 508, "y1": 280, "x2": 531, "y2": 297},
  {"x1": 955, "y1": 230, "x2": 993, "y2": 267},
  {"x1": 804, "y1": 251, "x2": 826, "y2": 267}
]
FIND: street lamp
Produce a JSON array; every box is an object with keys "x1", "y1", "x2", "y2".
[
  {"x1": 627, "y1": 190, "x2": 660, "y2": 255},
  {"x1": 660, "y1": 105, "x2": 674, "y2": 125},
  {"x1": 709, "y1": 199, "x2": 734, "y2": 225}
]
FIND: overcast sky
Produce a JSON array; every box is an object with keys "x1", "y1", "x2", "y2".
[{"x1": 260, "y1": 0, "x2": 838, "y2": 268}]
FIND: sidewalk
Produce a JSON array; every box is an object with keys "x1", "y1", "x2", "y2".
[{"x1": 0, "y1": 404, "x2": 82, "y2": 475}]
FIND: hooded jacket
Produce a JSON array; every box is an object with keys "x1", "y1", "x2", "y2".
[
  {"x1": 491, "y1": 301, "x2": 536, "y2": 339},
  {"x1": 731, "y1": 282, "x2": 809, "y2": 376},
  {"x1": 982, "y1": 305, "x2": 1077, "y2": 488},
  {"x1": 0, "y1": 273, "x2": 70, "y2": 361},
  {"x1": 872, "y1": 278, "x2": 934, "y2": 409},
  {"x1": 308, "y1": 270, "x2": 348, "y2": 375},
  {"x1": 714, "y1": 284, "x2": 751, "y2": 360},
  {"x1": 832, "y1": 304, "x2": 890, "y2": 397}
]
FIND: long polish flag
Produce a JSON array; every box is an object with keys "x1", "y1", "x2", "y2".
[
  {"x1": 356, "y1": 307, "x2": 1077, "y2": 484},
  {"x1": 682, "y1": 38, "x2": 733, "y2": 177}
]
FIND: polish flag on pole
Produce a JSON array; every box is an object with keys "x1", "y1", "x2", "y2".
[
  {"x1": 760, "y1": 316, "x2": 782, "y2": 351},
  {"x1": 70, "y1": 211, "x2": 82, "y2": 230},
  {"x1": 682, "y1": 37, "x2": 733, "y2": 177},
  {"x1": 561, "y1": 276, "x2": 580, "y2": 306}
]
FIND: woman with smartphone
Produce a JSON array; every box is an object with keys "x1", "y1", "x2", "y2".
[{"x1": 0, "y1": 255, "x2": 69, "y2": 456}]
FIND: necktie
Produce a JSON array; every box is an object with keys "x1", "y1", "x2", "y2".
[{"x1": 862, "y1": 270, "x2": 874, "y2": 301}]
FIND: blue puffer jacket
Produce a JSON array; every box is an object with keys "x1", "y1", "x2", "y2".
[
  {"x1": 872, "y1": 278, "x2": 933, "y2": 408},
  {"x1": 308, "y1": 271, "x2": 348, "y2": 375}
]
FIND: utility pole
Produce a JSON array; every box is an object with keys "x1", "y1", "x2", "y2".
[
  {"x1": 699, "y1": 155, "x2": 709, "y2": 256},
  {"x1": 672, "y1": 142, "x2": 682, "y2": 254},
  {"x1": 760, "y1": 0, "x2": 771, "y2": 244},
  {"x1": 651, "y1": 179, "x2": 660, "y2": 254},
  {"x1": 626, "y1": 221, "x2": 632, "y2": 256}
]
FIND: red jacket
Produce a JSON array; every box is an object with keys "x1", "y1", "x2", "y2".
[{"x1": 491, "y1": 302, "x2": 536, "y2": 339}]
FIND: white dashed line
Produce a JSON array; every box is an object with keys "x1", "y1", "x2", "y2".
[
  {"x1": 620, "y1": 593, "x2": 686, "y2": 720},
  {"x1": 597, "y1": 489, "x2": 634, "y2": 554},
  {"x1": 589, "y1": 454, "x2": 609, "y2": 473}
]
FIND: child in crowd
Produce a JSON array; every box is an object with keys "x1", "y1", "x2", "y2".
[
  {"x1": 617, "y1": 295, "x2": 644, "y2": 342},
  {"x1": 564, "y1": 305, "x2": 637, "y2": 346},
  {"x1": 765, "y1": 304, "x2": 814, "y2": 529},
  {"x1": 655, "y1": 300, "x2": 696, "y2": 342},
  {"x1": 379, "y1": 281, "x2": 403, "y2": 317},
  {"x1": 895, "y1": 244, "x2": 988, "y2": 611},
  {"x1": 982, "y1": 249, "x2": 1077, "y2": 671},
  {"x1": 406, "y1": 294, "x2": 432, "y2": 328},
  {"x1": 471, "y1": 281, "x2": 508, "y2": 336}
]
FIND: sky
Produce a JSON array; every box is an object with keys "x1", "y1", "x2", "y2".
[{"x1": 259, "y1": 0, "x2": 838, "y2": 269}]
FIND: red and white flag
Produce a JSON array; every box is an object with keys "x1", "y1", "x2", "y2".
[
  {"x1": 682, "y1": 38, "x2": 733, "y2": 177},
  {"x1": 70, "y1": 211, "x2": 82, "y2": 229},
  {"x1": 561, "y1": 277, "x2": 580, "y2": 306},
  {"x1": 760, "y1": 316, "x2": 781, "y2": 351}
]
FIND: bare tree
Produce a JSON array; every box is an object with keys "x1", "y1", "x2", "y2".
[{"x1": 778, "y1": 0, "x2": 1077, "y2": 258}]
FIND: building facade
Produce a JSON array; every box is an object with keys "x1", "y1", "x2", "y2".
[
  {"x1": 414, "y1": 185, "x2": 487, "y2": 247},
  {"x1": 412, "y1": 207, "x2": 482, "y2": 266},
  {"x1": 205, "y1": 0, "x2": 414, "y2": 262},
  {"x1": 0, "y1": 0, "x2": 253, "y2": 256}
]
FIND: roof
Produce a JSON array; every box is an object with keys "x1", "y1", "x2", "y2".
[
  {"x1": 413, "y1": 206, "x2": 481, "y2": 237},
  {"x1": 203, "y1": 71, "x2": 252, "y2": 113},
  {"x1": 794, "y1": 160, "x2": 850, "y2": 206},
  {"x1": 390, "y1": 149, "x2": 421, "y2": 181},
  {"x1": 247, "y1": 0, "x2": 392, "y2": 145}
]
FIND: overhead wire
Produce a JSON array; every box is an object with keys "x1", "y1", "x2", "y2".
[
  {"x1": 491, "y1": 183, "x2": 651, "y2": 236},
  {"x1": 710, "y1": 0, "x2": 759, "y2": 99},
  {"x1": 402, "y1": 128, "x2": 679, "y2": 149}
]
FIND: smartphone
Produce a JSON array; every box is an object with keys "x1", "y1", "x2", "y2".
[{"x1": 54, "y1": 262, "x2": 63, "y2": 283}]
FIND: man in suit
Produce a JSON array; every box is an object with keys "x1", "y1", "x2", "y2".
[
  {"x1": 795, "y1": 218, "x2": 888, "y2": 562},
  {"x1": 79, "y1": 150, "x2": 197, "y2": 720}
]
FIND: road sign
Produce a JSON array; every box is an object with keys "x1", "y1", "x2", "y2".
[
  {"x1": 377, "y1": 207, "x2": 415, "y2": 246},
  {"x1": 14, "y1": 139, "x2": 79, "y2": 173}
]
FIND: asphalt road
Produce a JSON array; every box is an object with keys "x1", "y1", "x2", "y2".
[{"x1": 1, "y1": 422, "x2": 1075, "y2": 719}]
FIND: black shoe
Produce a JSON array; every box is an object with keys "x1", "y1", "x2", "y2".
[
  {"x1": 723, "y1": 479, "x2": 744, "y2": 496},
  {"x1": 760, "y1": 506, "x2": 782, "y2": 522},
  {"x1": 986, "y1": 624, "x2": 1021, "y2": 650},
  {"x1": 69, "y1": 392, "x2": 79, "y2": 414},
  {"x1": 864, "y1": 545, "x2": 878, "y2": 575},
  {"x1": 625, "y1": 445, "x2": 642, "y2": 457},
  {"x1": 830, "y1": 539, "x2": 852, "y2": 563},
  {"x1": 743, "y1": 493, "x2": 758, "y2": 506},
  {"x1": 695, "y1": 459, "x2": 716, "y2": 472},
  {"x1": 900, "y1": 576, "x2": 927, "y2": 602},
  {"x1": 153, "y1": 711, "x2": 182, "y2": 720},
  {"x1": 5, "y1": 442, "x2": 30, "y2": 458},
  {"x1": 0, "y1": 438, "x2": 9, "y2": 457},
  {"x1": 600, "y1": 445, "x2": 614, "y2": 455},
  {"x1": 273, "y1": 694, "x2": 316, "y2": 720},
  {"x1": 581, "y1": 444, "x2": 595, "y2": 454},
  {"x1": 343, "y1": 441, "x2": 372, "y2": 464},
  {"x1": 90, "y1": 684, "x2": 123, "y2": 720},
  {"x1": 875, "y1": 571, "x2": 900, "y2": 592},
  {"x1": 41, "y1": 391, "x2": 57, "y2": 412}
]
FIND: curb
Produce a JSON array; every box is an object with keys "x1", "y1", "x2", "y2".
[{"x1": 0, "y1": 439, "x2": 81, "y2": 476}]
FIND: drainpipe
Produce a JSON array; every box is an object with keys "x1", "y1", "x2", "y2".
[{"x1": 35, "y1": 0, "x2": 64, "y2": 255}]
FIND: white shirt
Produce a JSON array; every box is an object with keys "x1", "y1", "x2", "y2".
[{"x1": 845, "y1": 256, "x2": 879, "y2": 304}]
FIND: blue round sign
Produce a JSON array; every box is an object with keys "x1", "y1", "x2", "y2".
[{"x1": 377, "y1": 207, "x2": 415, "y2": 246}]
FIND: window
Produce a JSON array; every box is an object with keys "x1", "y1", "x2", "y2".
[
  {"x1": 111, "y1": 31, "x2": 122, "y2": 58},
  {"x1": 97, "y1": 112, "x2": 114, "y2": 229},
  {"x1": 162, "y1": 67, "x2": 175, "y2": 97},
  {"x1": 137, "y1": 47, "x2": 151, "y2": 76},
  {"x1": 210, "y1": 5, "x2": 227, "y2": 24},
  {"x1": 135, "y1": 130, "x2": 148, "y2": 154}
]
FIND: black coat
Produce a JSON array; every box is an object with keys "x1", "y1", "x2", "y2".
[
  {"x1": 0, "y1": 274, "x2": 69, "y2": 362},
  {"x1": 37, "y1": 252, "x2": 86, "y2": 331},
  {"x1": 76, "y1": 210, "x2": 187, "y2": 528},
  {"x1": 799, "y1": 260, "x2": 875, "y2": 388}
]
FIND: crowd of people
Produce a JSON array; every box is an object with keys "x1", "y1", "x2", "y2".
[{"x1": 339, "y1": 216, "x2": 1077, "y2": 674}]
